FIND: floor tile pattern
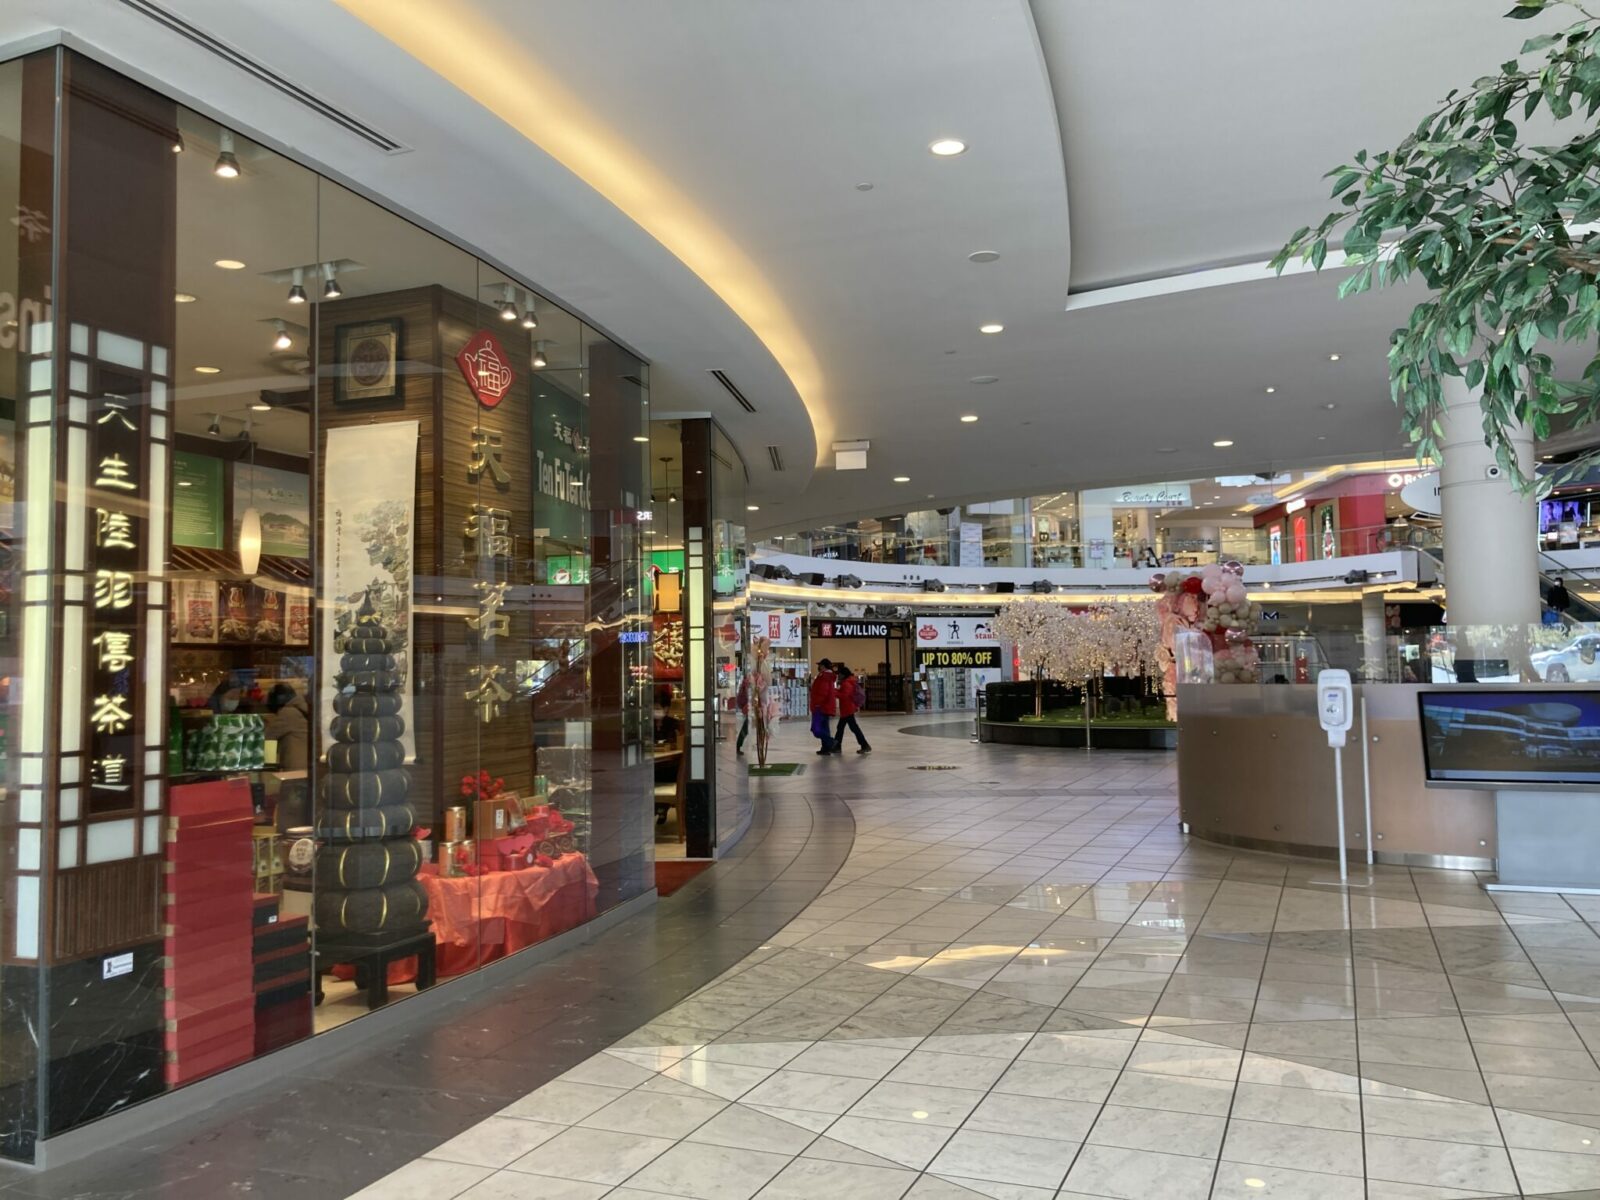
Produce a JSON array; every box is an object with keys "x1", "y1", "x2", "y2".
[{"x1": 359, "y1": 723, "x2": 1600, "y2": 1199}]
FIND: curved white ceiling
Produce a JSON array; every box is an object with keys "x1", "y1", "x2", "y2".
[{"x1": 0, "y1": 0, "x2": 1565, "y2": 532}]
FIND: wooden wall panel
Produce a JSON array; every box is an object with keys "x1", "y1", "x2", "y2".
[
  {"x1": 317, "y1": 285, "x2": 540, "y2": 836},
  {"x1": 51, "y1": 859, "x2": 162, "y2": 961}
]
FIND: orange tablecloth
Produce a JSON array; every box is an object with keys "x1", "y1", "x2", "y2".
[{"x1": 332, "y1": 853, "x2": 598, "y2": 985}]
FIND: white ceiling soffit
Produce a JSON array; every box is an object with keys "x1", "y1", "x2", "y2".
[
  {"x1": 0, "y1": 0, "x2": 819, "y2": 487},
  {"x1": 1035, "y1": 0, "x2": 1566, "y2": 293}
]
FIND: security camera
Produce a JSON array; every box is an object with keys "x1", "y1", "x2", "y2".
[{"x1": 1484, "y1": 464, "x2": 1503, "y2": 480}]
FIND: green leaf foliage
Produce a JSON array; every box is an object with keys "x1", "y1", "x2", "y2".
[{"x1": 1277, "y1": 0, "x2": 1600, "y2": 493}]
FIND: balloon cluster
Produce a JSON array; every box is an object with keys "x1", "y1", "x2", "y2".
[{"x1": 1150, "y1": 562, "x2": 1261, "y2": 708}]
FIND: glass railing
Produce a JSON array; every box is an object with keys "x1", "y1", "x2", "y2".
[{"x1": 759, "y1": 522, "x2": 1442, "y2": 571}]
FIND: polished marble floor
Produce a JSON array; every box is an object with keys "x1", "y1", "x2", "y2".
[{"x1": 354, "y1": 722, "x2": 1600, "y2": 1200}]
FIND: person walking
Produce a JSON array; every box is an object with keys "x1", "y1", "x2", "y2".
[
  {"x1": 833, "y1": 665, "x2": 872, "y2": 754},
  {"x1": 810, "y1": 658, "x2": 838, "y2": 755},
  {"x1": 735, "y1": 675, "x2": 750, "y2": 755}
]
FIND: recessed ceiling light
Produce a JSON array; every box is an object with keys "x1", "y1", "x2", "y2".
[
  {"x1": 251, "y1": 400, "x2": 273, "y2": 412},
  {"x1": 194, "y1": 366, "x2": 221, "y2": 374},
  {"x1": 929, "y1": 138, "x2": 967, "y2": 156},
  {"x1": 1213, "y1": 439, "x2": 1234, "y2": 447},
  {"x1": 1328, "y1": 353, "x2": 1341, "y2": 361},
  {"x1": 893, "y1": 476, "x2": 910, "y2": 483},
  {"x1": 1323, "y1": 402, "x2": 1337, "y2": 410},
  {"x1": 214, "y1": 259, "x2": 246, "y2": 270},
  {"x1": 174, "y1": 292, "x2": 197, "y2": 304},
  {"x1": 855, "y1": 182, "x2": 874, "y2": 192},
  {"x1": 960, "y1": 414, "x2": 979, "y2": 423},
  {"x1": 979, "y1": 323, "x2": 1004, "y2": 334},
  {"x1": 1264, "y1": 386, "x2": 1276, "y2": 394},
  {"x1": 633, "y1": 435, "x2": 650, "y2": 443},
  {"x1": 747, "y1": 505, "x2": 760, "y2": 512},
  {"x1": 176, "y1": 480, "x2": 192, "y2": 487},
  {"x1": 1244, "y1": 1180, "x2": 1266, "y2": 1190},
  {"x1": 968, "y1": 250, "x2": 1000, "y2": 263},
  {"x1": 969, "y1": 376, "x2": 998, "y2": 385}
]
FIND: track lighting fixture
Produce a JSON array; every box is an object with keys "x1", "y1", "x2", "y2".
[
  {"x1": 206, "y1": 414, "x2": 221, "y2": 437},
  {"x1": 171, "y1": 131, "x2": 184, "y2": 154},
  {"x1": 521, "y1": 297, "x2": 538, "y2": 330},
  {"x1": 286, "y1": 266, "x2": 306, "y2": 305},
  {"x1": 497, "y1": 283, "x2": 518, "y2": 322},
  {"x1": 668, "y1": 491, "x2": 678, "y2": 503},
  {"x1": 532, "y1": 340, "x2": 548, "y2": 369},
  {"x1": 272, "y1": 320, "x2": 292, "y2": 351},
  {"x1": 322, "y1": 263, "x2": 342, "y2": 299},
  {"x1": 214, "y1": 130, "x2": 240, "y2": 179}
]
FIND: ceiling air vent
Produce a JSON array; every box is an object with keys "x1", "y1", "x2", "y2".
[
  {"x1": 767, "y1": 446, "x2": 784, "y2": 472},
  {"x1": 117, "y1": 0, "x2": 408, "y2": 154},
  {"x1": 709, "y1": 369, "x2": 756, "y2": 413}
]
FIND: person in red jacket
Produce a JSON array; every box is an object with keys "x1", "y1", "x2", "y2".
[
  {"x1": 833, "y1": 664, "x2": 872, "y2": 754},
  {"x1": 810, "y1": 659, "x2": 838, "y2": 755}
]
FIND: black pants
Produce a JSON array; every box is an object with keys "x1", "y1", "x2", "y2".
[
  {"x1": 736, "y1": 716, "x2": 749, "y2": 751},
  {"x1": 834, "y1": 713, "x2": 870, "y2": 751}
]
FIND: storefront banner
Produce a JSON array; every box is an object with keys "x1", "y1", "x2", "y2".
[
  {"x1": 534, "y1": 382, "x2": 589, "y2": 544},
  {"x1": 917, "y1": 646, "x2": 1001, "y2": 670},
  {"x1": 322, "y1": 421, "x2": 418, "y2": 759},
  {"x1": 234, "y1": 462, "x2": 310, "y2": 558},
  {"x1": 915, "y1": 615, "x2": 1000, "y2": 646},
  {"x1": 171, "y1": 450, "x2": 224, "y2": 549},
  {"x1": 755, "y1": 609, "x2": 805, "y2": 648}
]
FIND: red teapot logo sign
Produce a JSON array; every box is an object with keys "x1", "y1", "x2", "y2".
[
  {"x1": 457, "y1": 331, "x2": 516, "y2": 408},
  {"x1": 918, "y1": 623, "x2": 938, "y2": 641}
]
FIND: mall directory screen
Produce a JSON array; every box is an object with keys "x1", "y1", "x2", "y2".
[{"x1": 1419, "y1": 690, "x2": 1600, "y2": 786}]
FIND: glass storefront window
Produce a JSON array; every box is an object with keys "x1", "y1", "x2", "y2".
[{"x1": 0, "y1": 46, "x2": 653, "y2": 1159}]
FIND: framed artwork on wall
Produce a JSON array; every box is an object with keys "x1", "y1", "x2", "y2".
[{"x1": 333, "y1": 318, "x2": 403, "y2": 404}]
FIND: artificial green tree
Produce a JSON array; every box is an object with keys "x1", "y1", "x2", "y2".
[{"x1": 1275, "y1": 0, "x2": 1600, "y2": 490}]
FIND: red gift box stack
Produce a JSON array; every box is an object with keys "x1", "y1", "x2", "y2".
[
  {"x1": 251, "y1": 895, "x2": 312, "y2": 1054},
  {"x1": 163, "y1": 779, "x2": 256, "y2": 1087}
]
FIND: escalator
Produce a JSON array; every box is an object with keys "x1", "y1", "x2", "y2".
[{"x1": 1418, "y1": 545, "x2": 1600, "y2": 624}]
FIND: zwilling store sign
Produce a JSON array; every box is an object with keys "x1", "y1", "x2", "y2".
[{"x1": 812, "y1": 620, "x2": 896, "y2": 638}]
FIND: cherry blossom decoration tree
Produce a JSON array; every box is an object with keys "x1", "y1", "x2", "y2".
[{"x1": 991, "y1": 600, "x2": 1070, "y2": 717}]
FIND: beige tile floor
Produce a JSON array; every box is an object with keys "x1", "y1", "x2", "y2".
[{"x1": 349, "y1": 722, "x2": 1600, "y2": 1199}]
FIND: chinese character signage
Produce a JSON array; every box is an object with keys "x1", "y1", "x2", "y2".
[
  {"x1": 457, "y1": 330, "x2": 517, "y2": 408},
  {"x1": 87, "y1": 393, "x2": 144, "y2": 813}
]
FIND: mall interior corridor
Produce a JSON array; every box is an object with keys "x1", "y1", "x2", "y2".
[{"x1": 7, "y1": 723, "x2": 1599, "y2": 1199}]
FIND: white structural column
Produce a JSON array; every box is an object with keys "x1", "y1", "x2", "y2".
[
  {"x1": 1360, "y1": 591, "x2": 1388, "y2": 681},
  {"x1": 1437, "y1": 375, "x2": 1540, "y2": 633}
]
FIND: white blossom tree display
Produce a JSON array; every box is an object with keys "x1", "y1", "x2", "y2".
[
  {"x1": 993, "y1": 600, "x2": 1164, "y2": 717},
  {"x1": 991, "y1": 601, "x2": 1068, "y2": 717}
]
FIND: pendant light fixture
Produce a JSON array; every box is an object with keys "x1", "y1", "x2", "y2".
[
  {"x1": 532, "y1": 339, "x2": 548, "y2": 369},
  {"x1": 239, "y1": 422, "x2": 261, "y2": 576},
  {"x1": 497, "y1": 283, "x2": 518, "y2": 322},
  {"x1": 520, "y1": 296, "x2": 538, "y2": 330},
  {"x1": 322, "y1": 262, "x2": 342, "y2": 300},
  {"x1": 214, "y1": 130, "x2": 240, "y2": 179},
  {"x1": 286, "y1": 266, "x2": 307, "y2": 305},
  {"x1": 272, "y1": 320, "x2": 292, "y2": 351}
]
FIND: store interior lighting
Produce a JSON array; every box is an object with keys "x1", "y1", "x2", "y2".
[
  {"x1": 214, "y1": 130, "x2": 240, "y2": 179},
  {"x1": 521, "y1": 297, "x2": 538, "y2": 330},
  {"x1": 272, "y1": 320, "x2": 292, "y2": 351},
  {"x1": 322, "y1": 263, "x2": 342, "y2": 299},
  {"x1": 532, "y1": 340, "x2": 548, "y2": 369},
  {"x1": 286, "y1": 266, "x2": 306, "y2": 304},
  {"x1": 498, "y1": 283, "x2": 518, "y2": 321}
]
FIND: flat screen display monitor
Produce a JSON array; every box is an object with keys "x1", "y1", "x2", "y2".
[{"x1": 1419, "y1": 689, "x2": 1600, "y2": 787}]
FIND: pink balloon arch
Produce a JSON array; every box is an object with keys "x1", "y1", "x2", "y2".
[{"x1": 1150, "y1": 561, "x2": 1260, "y2": 717}]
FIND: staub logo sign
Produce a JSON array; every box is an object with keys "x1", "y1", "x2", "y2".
[{"x1": 814, "y1": 621, "x2": 891, "y2": 638}]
